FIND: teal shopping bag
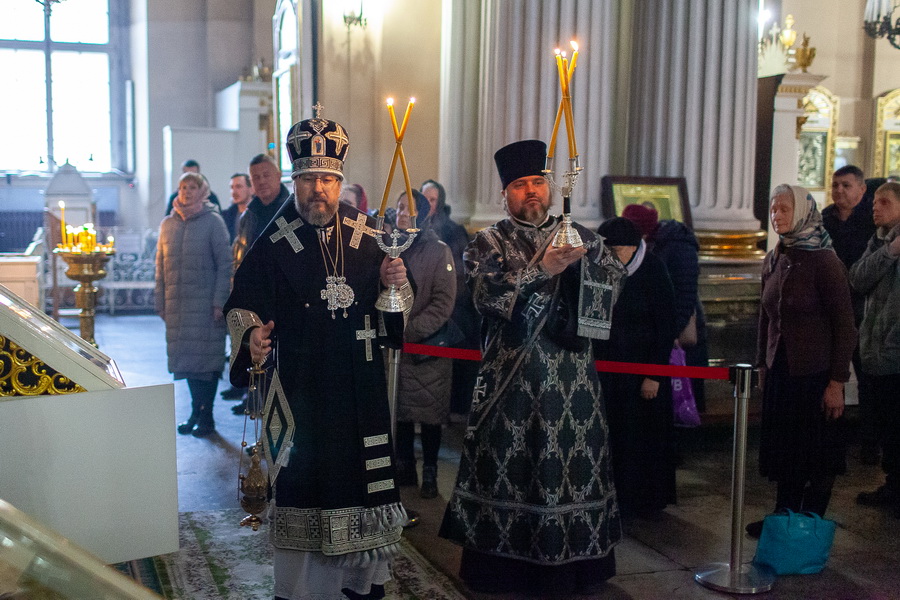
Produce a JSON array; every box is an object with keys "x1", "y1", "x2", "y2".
[{"x1": 753, "y1": 509, "x2": 836, "y2": 575}]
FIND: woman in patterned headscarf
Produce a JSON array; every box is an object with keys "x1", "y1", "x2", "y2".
[{"x1": 745, "y1": 184, "x2": 857, "y2": 538}]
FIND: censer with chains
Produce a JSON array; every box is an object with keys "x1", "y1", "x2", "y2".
[{"x1": 237, "y1": 361, "x2": 269, "y2": 530}]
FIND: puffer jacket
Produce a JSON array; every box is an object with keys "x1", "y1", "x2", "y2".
[
  {"x1": 849, "y1": 223, "x2": 900, "y2": 375},
  {"x1": 155, "y1": 203, "x2": 232, "y2": 375},
  {"x1": 396, "y1": 229, "x2": 457, "y2": 425}
]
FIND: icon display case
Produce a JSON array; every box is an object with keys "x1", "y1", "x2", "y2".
[{"x1": 0, "y1": 283, "x2": 124, "y2": 394}]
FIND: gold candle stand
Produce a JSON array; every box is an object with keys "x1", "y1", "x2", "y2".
[{"x1": 55, "y1": 251, "x2": 114, "y2": 347}]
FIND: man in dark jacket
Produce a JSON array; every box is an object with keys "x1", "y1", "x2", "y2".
[
  {"x1": 221, "y1": 172, "x2": 252, "y2": 242},
  {"x1": 850, "y1": 181, "x2": 900, "y2": 515},
  {"x1": 822, "y1": 165, "x2": 878, "y2": 464},
  {"x1": 232, "y1": 154, "x2": 290, "y2": 269},
  {"x1": 225, "y1": 155, "x2": 290, "y2": 408}
]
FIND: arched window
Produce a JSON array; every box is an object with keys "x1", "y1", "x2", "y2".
[
  {"x1": 274, "y1": 0, "x2": 302, "y2": 173},
  {"x1": 0, "y1": 0, "x2": 129, "y2": 174}
]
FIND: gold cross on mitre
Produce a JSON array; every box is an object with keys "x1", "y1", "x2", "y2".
[{"x1": 313, "y1": 102, "x2": 324, "y2": 119}]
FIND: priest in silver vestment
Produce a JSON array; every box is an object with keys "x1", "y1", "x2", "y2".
[
  {"x1": 439, "y1": 139, "x2": 625, "y2": 596},
  {"x1": 223, "y1": 110, "x2": 411, "y2": 600}
]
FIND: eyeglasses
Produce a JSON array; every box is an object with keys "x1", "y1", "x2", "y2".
[{"x1": 297, "y1": 174, "x2": 340, "y2": 187}]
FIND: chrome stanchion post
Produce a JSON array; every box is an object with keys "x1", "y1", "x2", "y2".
[{"x1": 695, "y1": 364, "x2": 775, "y2": 594}]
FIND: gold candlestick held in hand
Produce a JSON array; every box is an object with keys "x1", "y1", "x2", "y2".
[
  {"x1": 376, "y1": 96, "x2": 418, "y2": 313},
  {"x1": 546, "y1": 40, "x2": 583, "y2": 248}
]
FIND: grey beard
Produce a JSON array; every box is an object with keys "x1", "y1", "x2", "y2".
[{"x1": 296, "y1": 197, "x2": 337, "y2": 227}]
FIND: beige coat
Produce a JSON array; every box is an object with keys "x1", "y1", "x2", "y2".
[{"x1": 397, "y1": 229, "x2": 457, "y2": 424}]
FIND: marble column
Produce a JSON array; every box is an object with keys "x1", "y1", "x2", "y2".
[
  {"x1": 441, "y1": 0, "x2": 622, "y2": 230},
  {"x1": 626, "y1": 0, "x2": 764, "y2": 257}
]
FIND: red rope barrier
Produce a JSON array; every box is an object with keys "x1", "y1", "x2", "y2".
[
  {"x1": 402, "y1": 343, "x2": 732, "y2": 380},
  {"x1": 402, "y1": 343, "x2": 482, "y2": 362},
  {"x1": 594, "y1": 360, "x2": 730, "y2": 381}
]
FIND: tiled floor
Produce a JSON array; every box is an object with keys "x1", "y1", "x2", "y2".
[{"x1": 92, "y1": 314, "x2": 900, "y2": 599}]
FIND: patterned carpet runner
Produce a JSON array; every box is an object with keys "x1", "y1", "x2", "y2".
[{"x1": 114, "y1": 509, "x2": 466, "y2": 600}]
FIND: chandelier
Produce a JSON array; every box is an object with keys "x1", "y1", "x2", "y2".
[{"x1": 864, "y1": 0, "x2": 900, "y2": 49}]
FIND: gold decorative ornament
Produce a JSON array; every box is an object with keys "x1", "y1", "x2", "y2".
[
  {"x1": 696, "y1": 230, "x2": 767, "y2": 260},
  {"x1": 779, "y1": 14, "x2": 798, "y2": 48},
  {"x1": 55, "y1": 250, "x2": 114, "y2": 347},
  {"x1": 0, "y1": 334, "x2": 85, "y2": 396},
  {"x1": 798, "y1": 86, "x2": 839, "y2": 194},
  {"x1": 873, "y1": 89, "x2": 900, "y2": 178},
  {"x1": 794, "y1": 34, "x2": 816, "y2": 73},
  {"x1": 796, "y1": 115, "x2": 809, "y2": 139}
]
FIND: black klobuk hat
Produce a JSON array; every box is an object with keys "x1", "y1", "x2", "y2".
[{"x1": 494, "y1": 139, "x2": 547, "y2": 190}]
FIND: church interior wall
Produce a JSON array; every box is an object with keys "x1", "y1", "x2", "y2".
[
  {"x1": 781, "y1": 0, "x2": 900, "y2": 177},
  {"x1": 4, "y1": 0, "x2": 900, "y2": 250},
  {"x1": 136, "y1": 0, "x2": 274, "y2": 227},
  {"x1": 317, "y1": 0, "x2": 443, "y2": 207}
]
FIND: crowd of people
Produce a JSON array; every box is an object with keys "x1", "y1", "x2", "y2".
[{"x1": 153, "y1": 112, "x2": 899, "y2": 597}]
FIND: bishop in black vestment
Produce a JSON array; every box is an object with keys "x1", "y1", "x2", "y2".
[{"x1": 224, "y1": 112, "x2": 411, "y2": 600}]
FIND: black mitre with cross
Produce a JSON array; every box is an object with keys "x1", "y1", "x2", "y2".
[{"x1": 286, "y1": 103, "x2": 350, "y2": 179}]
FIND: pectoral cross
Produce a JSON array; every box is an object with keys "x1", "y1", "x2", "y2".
[
  {"x1": 343, "y1": 212, "x2": 377, "y2": 249},
  {"x1": 269, "y1": 217, "x2": 304, "y2": 253},
  {"x1": 356, "y1": 314, "x2": 377, "y2": 361}
]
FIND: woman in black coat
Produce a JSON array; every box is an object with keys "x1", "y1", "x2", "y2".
[{"x1": 594, "y1": 218, "x2": 679, "y2": 517}]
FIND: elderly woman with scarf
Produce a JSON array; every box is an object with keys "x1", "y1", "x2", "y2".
[
  {"x1": 156, "y1": 172, "x2": 232, "y2": 437},
  {"x1": 594, "y1": 217, "x2": 678, "y2": 517},
  {"x1": 746, "y1": 184, "x2": 857, "y2": 537}
]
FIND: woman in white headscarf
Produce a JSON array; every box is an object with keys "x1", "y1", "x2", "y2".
[{"x1": 746, "y1": 184, "x2": 857, "y2": 537}]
